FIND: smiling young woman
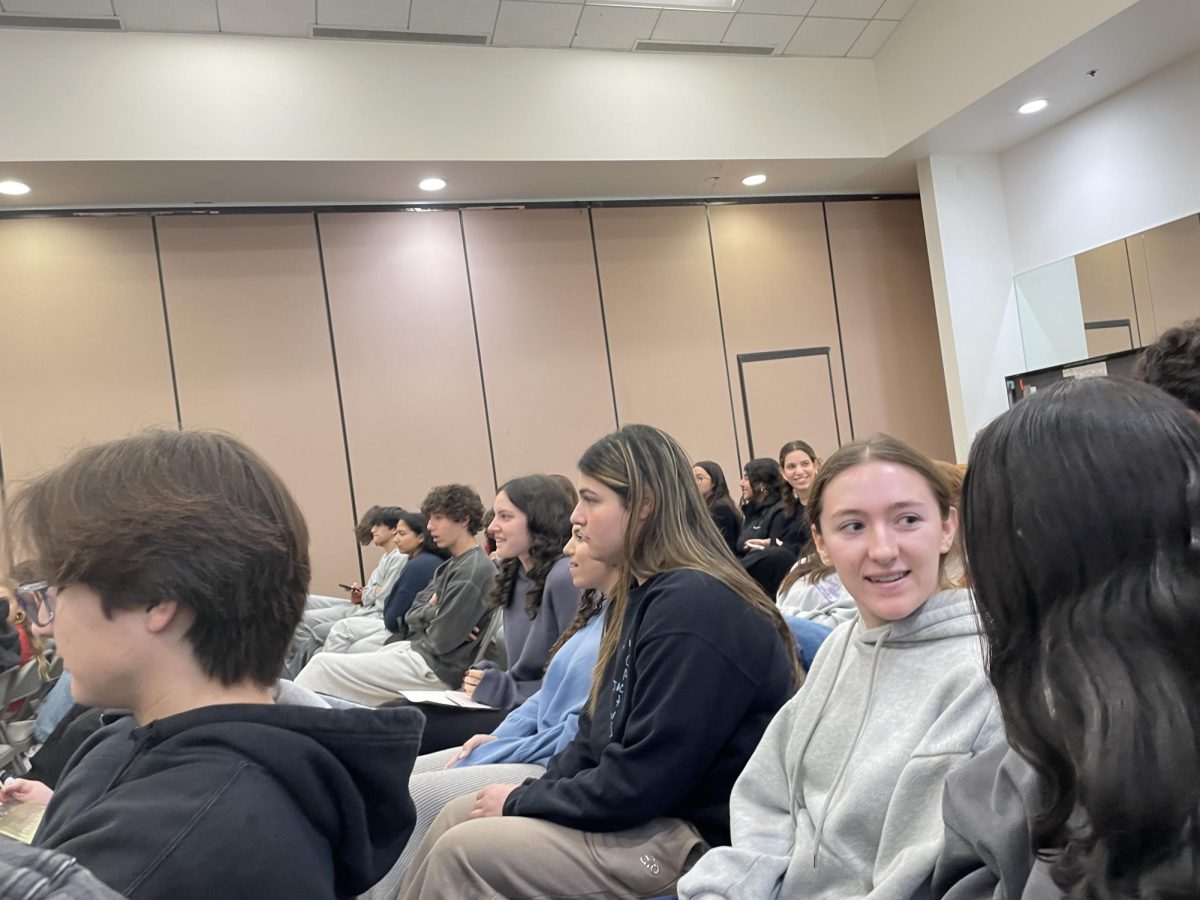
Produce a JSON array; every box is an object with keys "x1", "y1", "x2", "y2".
[{"x1": 678, "y1": 433, "x2": 1002, "y2": 900}]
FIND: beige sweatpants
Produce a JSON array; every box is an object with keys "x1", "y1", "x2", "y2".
[
  {"x1": 293, "y1": 640, "x2": 448, "y2": 707},
  {"x1": 398, "y1": 792, "x2": 708, "y2": 900}
]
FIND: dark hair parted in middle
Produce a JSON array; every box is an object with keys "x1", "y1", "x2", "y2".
[
  {"x1": 963, "y1": 377, "x2": 1200, "y2": 898},
  {"x1": 420, "y1": 484, "x2": 486, "y2": 535},
  {"x1": 7, "y1": 429, "x2": 309, "y2": 687},
  {"x1": 489, "y1": 475, "x2": 574, "y2": 618}
]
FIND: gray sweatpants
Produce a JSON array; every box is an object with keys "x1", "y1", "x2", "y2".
[{"x1": 398, "y1": 792, "x2": 708, "y2": 900}]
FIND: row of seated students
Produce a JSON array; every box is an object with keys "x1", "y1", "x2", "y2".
[{"x1": 0, "y1": 317, "x2": 1195, "y2": 899}]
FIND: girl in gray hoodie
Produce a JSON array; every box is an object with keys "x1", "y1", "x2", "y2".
[{"x1": 679, "y1": 433, "x2": 1003, "y2": 900}]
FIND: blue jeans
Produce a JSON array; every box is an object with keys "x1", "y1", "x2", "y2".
[
  {"x1": 33, "y1": 672, "x2": 74, "y2": 743},
  {"x1": 784, "y1": 616, "x2": 833, "y2": 671}
]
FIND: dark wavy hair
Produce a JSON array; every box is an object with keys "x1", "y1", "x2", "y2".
[
  {"x1": 1137, "y1": 317, "x2": 1200, "y2": 413},
  {"x1": 963, "y1": 378, "x2": 1200, "y2": 898},
  {"x1": 741, "y1": 457, "x2": 785, "y2": 515},
  {"x1": 489, "y1": 475, "x2": 573, "y2": 618},
  {"x1": 695, "y1": 459, "x2": 742, "y2": 521},
  {"x1": 420, "y1": 484, "x2": 485, "y2": 535}
]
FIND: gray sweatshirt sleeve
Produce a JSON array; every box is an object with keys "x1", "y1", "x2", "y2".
[{"x1": 677, "y1": 690, "x2": 801, "y2": 899}]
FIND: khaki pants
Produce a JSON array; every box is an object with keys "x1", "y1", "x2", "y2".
[{"x1": 399, "y1": 792, "x2": 708, "y2": 900}]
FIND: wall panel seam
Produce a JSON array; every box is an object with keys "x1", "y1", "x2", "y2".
[
  {"x1": 458, "y1": 211, "x2": 499, "y2": 493},
  {"x1": 821, "y1": 202, "x2": 856, "y2": 441},
  {"x1": 151, "y1": 216, "x2": 183, "y2": 430},
  {"x1": 705, "y1": 204, "x2": 744, "y2": 474},
  {"x1": 587, "y1": 209, "x2": 621, "y2": 430},
  {"x1": 313, "y1": 212, "x2": 366, "y2": 585}
]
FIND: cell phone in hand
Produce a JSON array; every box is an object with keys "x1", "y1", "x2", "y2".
[{"x1": 338, "y1": 583, "x2": 355, "y2": 591}]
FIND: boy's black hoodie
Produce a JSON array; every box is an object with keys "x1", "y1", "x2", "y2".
[
  {"x1": 34, "y1": 703, "x2": 423, "y2": 899},
  {"x1": 504, "y1": 568, "x2": 796, "y2": 846}
]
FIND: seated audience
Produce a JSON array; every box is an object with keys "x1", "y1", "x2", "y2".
[
  {"x1": 325, "y1": 509, "x2": 444, "y2": 654},
  {"x1": 774, "y1": 439, "x2": 820, "y2": 555},
  {"x1": 363, "y1": 524, "x2": 611, "y2": 899},
  {"x1": 413, "y1": 475, "x2": 579, "y2": 753},
  {"x1": 1136, "y1": 316, "x2": 1200, "y2": 414},
  {"x1": 693, "y1": 460, "x2": 742, "y2": 554},
  {"x1": 398, "y1": 424, "x2": 801, "y2": 900},
  {"x1": 295, "y1": 485, "x2": 497, "y2": 707},
  {"x1": 678, "y1": 433, "x2": 1003, "y2": 899},
  {"x1": 287, "y1": 505, "x2": 406, "y2": 675},
  {"x1": 934, "y1": 378, "x2": 1200, "y2": 900},
  {"x1": 0, "y1": 430, "x2": 422, "y2": 899}
]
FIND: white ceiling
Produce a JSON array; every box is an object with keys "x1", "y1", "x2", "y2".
[{"x1": 0, "y1": 0, "x2": 918, "y2": 57}]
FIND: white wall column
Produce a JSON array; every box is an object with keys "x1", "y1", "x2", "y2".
[{"x1": 918, "y1": 154, "x2": 1028, "y2": 461}]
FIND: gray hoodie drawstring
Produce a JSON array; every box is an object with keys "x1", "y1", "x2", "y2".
[{"x1": 809, "y1": 627, "x2": 890, "y2": 867}]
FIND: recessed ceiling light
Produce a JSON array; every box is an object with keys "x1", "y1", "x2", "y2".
[
  {"x1": 742, "y1": 174, "x2": 767, "y2": 187},
  {"x1": 419, "y1": 177, "x2": 447, "y2": 192},
  {"x1": 0, "y1": 180, "x2": 30, "y2": 196},
  {"x1": 1018, "y1": 99, "x2": 1048, "y2": 115}
]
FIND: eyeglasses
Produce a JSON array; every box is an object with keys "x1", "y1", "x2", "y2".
[{"x1": 15, "y1": 582, "x2": 55, "y2": 628}]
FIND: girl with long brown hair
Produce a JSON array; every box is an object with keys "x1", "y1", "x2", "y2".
[
  {"x1": 398, "y1": 424, "x2": 801, "y2": 900},
  {"x1": 679, "y1": 433, "x2": 1002, "y2": 900}
]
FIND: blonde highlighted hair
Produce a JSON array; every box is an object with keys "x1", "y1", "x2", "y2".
[{"x1": 579, "y1": 425, "x2": 802, "y2": 713}]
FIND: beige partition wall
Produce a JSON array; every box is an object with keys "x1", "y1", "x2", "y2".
[
  {"x1": 156, "y1": 215, "x2": 358, "y2": 595},
  {"x1": 825, "y1": 200, "x2": 955, "y2": 461},
  {"x1": 709, "y1": 202, "x2": 849, "y2": 462},
  {"x1": 319, "y1": 211, "x2": 495, "y2": 517},
  {"x1": 0, "y1": 217, "x2": 177, "y2": 487},
  {"x1": 591, "y1": 206, "x2": 740, "y2": 481},
  {"x1": 463, "y1": 208, "x2": 616, "y2": 483},
  {"x1": 1138, "y1": 215, "x2": 1200, "y2": 334},
  {"x1": 1076, "y1": 239, "x2": 1141, "y2": 358}
]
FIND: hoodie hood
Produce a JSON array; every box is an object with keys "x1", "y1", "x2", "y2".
[
  {"x1": 117, "y1": 703, "x2": 422, "y2": 896},
  {"x1": 856, "y1": 588, "x2": 981, "y2": 646}
]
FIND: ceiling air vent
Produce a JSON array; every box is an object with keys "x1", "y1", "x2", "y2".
[
  {"x1": 0, "y1": 14, "x2": 122, "y2": 31},
  {"x1": 312, "y1": 26, "x2": 487, "y2": 46},
  {"x1": 635, "y1": 40, "x2": 774, "y2": 56}
]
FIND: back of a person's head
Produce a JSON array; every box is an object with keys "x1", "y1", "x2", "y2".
[
  {"x1": 1137, "y1": 317, "x2": 1200, "y2": 413},
  {"x1": 7, "y1": 429, "x2": 310, "y2": 687},
  {"x1": 963, "y1": 377, "x2": 1200, "y2": 897}
]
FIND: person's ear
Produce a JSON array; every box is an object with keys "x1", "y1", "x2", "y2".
[
  {"x1": 941, "y1": 506, "x2": 959, "y2": 555},
  {"x1": 812, "y1": 529, "x2": 831, "y2": 565},
  {"x1": 144, "y1": 599, "x2": 185, "y2": 635}
]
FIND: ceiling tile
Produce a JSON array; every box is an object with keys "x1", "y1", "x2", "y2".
[
  {"x1": 784, "y1": 15, "x2": 865, "y2": 55},
  {"x1": 216, "y1": 0, "x2": 313, "y2": 37},
  {"x1": 875, "y1": 0, "x2": 915, "y2": 19},
  {"x1": 494, "y1": 0, "x2": 580, "y2": 47},
  {"x1": 571, "y1": 5, "x2": 657, "y2": 50},
  {"x1": 1, "y1": 0, "x2": 113, "y2": 14},
  {"x1": 846, "y1": 16, "x2": 895, "y2": 56},
  {"x1": 115, "y1": 0, "x2": 219, "y2": 32},
  {"x1": 808, "y1": 0, "x2": 882, "y2": 18},
  {"x1": 737, "y1": 0, "x2": 815, "y2": 14},
  {"x1": 723, "y1": 12, "x2": 802, "y2": 49},
  {"x1": 409, "y1": 0, "x2": 498, "y2": 35},
  {"x1": 316, "y1": 0, "x2": 410, "y2": 29},
  {"x1": 652, "y1": 9, "x2": 732, "y2": 43}
]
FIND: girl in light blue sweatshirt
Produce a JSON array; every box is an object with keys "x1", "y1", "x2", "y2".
[
  {"x1": 362, "y1": 526, "x2": 612, "y2": 899},
  {"x1": 679, "y1": 434, "x2": 1003, "y2": 900}
]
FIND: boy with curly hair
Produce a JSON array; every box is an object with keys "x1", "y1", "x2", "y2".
[{"x1": 296, "y1": 484, "x2": 498, "y2": 707}]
